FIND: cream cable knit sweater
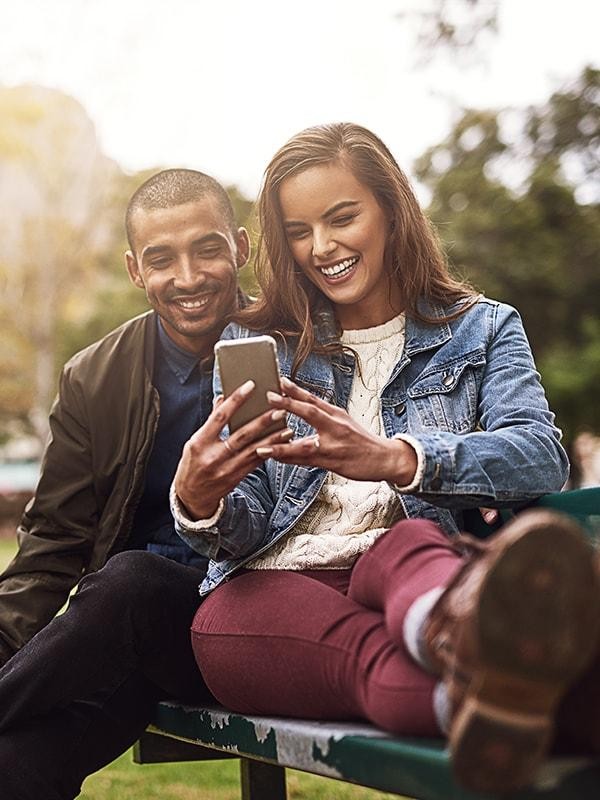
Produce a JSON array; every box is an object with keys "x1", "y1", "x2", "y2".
[{"x1": 248, "y1": 314, "x2": 406, "y2": 570}]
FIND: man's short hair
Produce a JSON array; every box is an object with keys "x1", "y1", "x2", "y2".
[{"x1": 125, "y1": 169, "x2": 236, "y2": 250}]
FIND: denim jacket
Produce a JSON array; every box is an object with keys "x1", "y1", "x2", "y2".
[{"x1": 175, "y1": 297, "x2": 569, "y2": 595}]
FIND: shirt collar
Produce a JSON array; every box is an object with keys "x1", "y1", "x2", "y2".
[{"x1": 156, "y1": 317, "x2": 201, "y2": 384}]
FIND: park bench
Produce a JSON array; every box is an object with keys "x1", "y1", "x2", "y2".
[{"x1": 134, "y1": 488, "x2": 600, "y2": 799}]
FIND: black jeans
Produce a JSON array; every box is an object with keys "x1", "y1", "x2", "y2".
[{"x1": 0, "y1": 551, "x2": 212, "y2": 799}]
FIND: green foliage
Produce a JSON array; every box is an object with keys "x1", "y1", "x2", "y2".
[
  {"x1": 225, "y1": 183, "x2": 259, "y2": 297},
  {"x1": 539, "y1": 317, "x2": 600, "y2": 438},
  {"x1": 415, "y1": 67, "x2": 600, "y2": 443},
  {"x1": 56, "y1": 168, "x2": 158, "y2": 364}
]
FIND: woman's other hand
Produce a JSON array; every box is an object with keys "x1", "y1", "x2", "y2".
[
  {"x1": 174, "y1": 379, "x2": 294, "y2": 520},
  {"x1": 258, "y1": 377, "x2": 417, "y2": 485}
]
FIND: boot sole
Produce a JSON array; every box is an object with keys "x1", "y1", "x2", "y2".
[{"x1": 450, "y1": 510, "x2": 600, "y2": 792}]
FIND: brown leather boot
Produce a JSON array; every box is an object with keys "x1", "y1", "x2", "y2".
[
  {"x1": 424, "y1": 509, "x2": 600, "y2": 793},
  {"x1": 556, "y1": 648, "x2": 600, "y2": 754}
]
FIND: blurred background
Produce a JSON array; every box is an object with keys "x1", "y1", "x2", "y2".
[
  {"x1": 1, "y1": 0, "x2": 599, "y2": 529},
  {"x1": 1, "y1": 2, "x2": 599, "y2": 795}
]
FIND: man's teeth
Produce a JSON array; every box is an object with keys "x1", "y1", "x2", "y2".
[
  {"x1": 319, "y1": 257, "x2": 359, "y2": 277},
  {"x1": 177, "y1": 296, "x2": 211, "y2": 309}
]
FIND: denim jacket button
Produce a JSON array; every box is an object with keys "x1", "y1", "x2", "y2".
[
  {"x1": 394, "y1": 402, "x2": 406, "y2": 416},
  {"x1": 442, "y1": 373, "x2": 454, "y2": 387}
]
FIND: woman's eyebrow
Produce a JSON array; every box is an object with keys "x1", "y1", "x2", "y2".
[
  {"x1": 322, "y1": 200, "x2": 360, "y2": 219},
  {"x1": 284, "y1": 200, "x2": 360, "y2": 228}
]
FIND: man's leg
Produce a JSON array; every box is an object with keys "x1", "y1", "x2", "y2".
[
  {"x1": 0, "y1": 673, "x2": 157, "y2": 800},
  {"x1": 0, "y1": 550, "x2": 208, "y2": 729},
  {"x1": 0, "y1": 551, "x2": 212, "y2": 799}
]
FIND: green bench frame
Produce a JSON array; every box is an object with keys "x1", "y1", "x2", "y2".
[{"x1": 134, "y1": 488, "x2": 600, "y2": 799}]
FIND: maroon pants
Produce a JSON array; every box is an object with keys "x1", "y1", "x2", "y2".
[{"x1": 191, "y1": 519, "x2": 463, "y2": 737}]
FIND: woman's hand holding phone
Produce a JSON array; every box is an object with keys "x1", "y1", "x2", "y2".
[
  {"x1": 173, "y1": 380, "x2": 293, "y2": 521},
  {"x1": 258, "y1": 377, "x2": 418, "y2": 486}
]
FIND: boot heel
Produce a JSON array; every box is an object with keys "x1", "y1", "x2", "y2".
[{"x1": 451, "y1": 698, "x2": 551, "y2": 792}]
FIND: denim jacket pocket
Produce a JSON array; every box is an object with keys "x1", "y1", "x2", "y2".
[{"x1": 407, "y1": 352, "x2": 485, "y2": 434}]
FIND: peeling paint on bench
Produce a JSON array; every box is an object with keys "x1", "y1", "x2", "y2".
[
  {"x1": 155, "y1": 704, "x2": 392, "y2": 777},
  {"x1": 147, "y1": 701, "x2": 600, "y2": 799}
]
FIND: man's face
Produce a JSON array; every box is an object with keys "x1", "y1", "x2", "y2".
[{"x1": 126, "y1": 197, "x2": 249, "y2": 356}]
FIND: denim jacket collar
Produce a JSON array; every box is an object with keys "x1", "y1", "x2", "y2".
[{"x1": 313, "y1": 297, "x2": 453, "y2": 356}]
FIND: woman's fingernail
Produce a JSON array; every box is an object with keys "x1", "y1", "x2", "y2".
[
  {"x1": 240, "y1": 380, "x2": 255, "y2": 396},
  {"x1": 271, "y1": 409, "x2": 287, "y2": 421},
  {"x1": 267, "y1": 391, "x2": 283, "y2": 402},
  {"x1": 484, "y1": 510, "x2": 497, "y2": 523},
  {"x1": 281, "y1": 376, "x2": 294, "y2": 388},
  {"x1": 280, "y1": 428, "x2": 294, "y2": 441},
  {"x1": 256, "y1": 447, "x2": 274, "y2": 457}
]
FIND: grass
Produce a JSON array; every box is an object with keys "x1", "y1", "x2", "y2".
[
  {"x1": 0, "y1": 537, "x2": 17, "y2": 567},
  {"x1": 79, "y1": 750, "x2": 401, "y2": 799},
  {"x1": 0, "y1": 536, "x2": 403, "y2": 800}
]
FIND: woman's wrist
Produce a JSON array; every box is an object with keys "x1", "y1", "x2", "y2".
[
  {"x1": 387, "y1": 438, "x2": 418, "y2": 486},
  {"x1": 170, "y1": 484, "x2": 225, "y2": 529}
]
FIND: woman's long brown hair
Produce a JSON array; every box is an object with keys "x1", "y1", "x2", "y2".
[{"x1": 237, "y1": 122, "x2": 478, "y2": 372}]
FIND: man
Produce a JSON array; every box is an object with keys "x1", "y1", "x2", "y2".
[{"x1": 0, "y1": 169, "x2": 249, "y2": 798}]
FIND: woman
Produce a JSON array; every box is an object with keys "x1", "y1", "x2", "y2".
[{"x1": 172, "y1": 123, "x2": 600, "y2": 793}]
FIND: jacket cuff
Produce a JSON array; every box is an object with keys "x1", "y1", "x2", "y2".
[
  {"x1": 169, "y1": 483, "x2": 225, "y2": 533},
  {"x1": 391, "y1": 433, "x2": 426, "y2": 492}
]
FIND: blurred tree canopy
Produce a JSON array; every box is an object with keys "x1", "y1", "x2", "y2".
[
  {"x1": 0, "y1": 85, "x2": 119, "y2": 444},
  {"x1": 397, "y1": 0, "x2": 498, "y2": 66},
  {"x1": 415, "y1": 66, "x2": 600, "y2": 441}
]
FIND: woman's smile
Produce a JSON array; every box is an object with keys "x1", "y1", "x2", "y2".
[{"x1": 317, "y1": 255, "x2": 360, "y2": 281}]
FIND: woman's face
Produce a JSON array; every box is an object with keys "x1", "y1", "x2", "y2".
[{"x1": 278, "y1": 161, "x2": 403, "y2": 329}]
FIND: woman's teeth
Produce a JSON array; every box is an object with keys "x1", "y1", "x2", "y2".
[{"x1": 319, "y1": 256, "x2": 359, "y2": 278}]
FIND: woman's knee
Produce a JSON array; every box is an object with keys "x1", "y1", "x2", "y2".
[{"x1": 383, "y1": 518, "x2": 448, "y2": 549}]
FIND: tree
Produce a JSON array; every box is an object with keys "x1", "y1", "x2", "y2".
[
  {"x1": 414, "y1": 68, "x2": 600, "y2": 441},
  {"x1": 397, "y1": 0, "x2": 498, "y2": 65},
  {"x1": 0, "y1": 85, "x2": 119, "y2": 443}
]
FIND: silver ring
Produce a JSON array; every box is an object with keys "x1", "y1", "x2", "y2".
[
  {"x1": 313, "y1": 434, "x2": 320, "y2": 449},
  {"x1": 223, "y1": 439, "x2": 235, "y2": 454}
]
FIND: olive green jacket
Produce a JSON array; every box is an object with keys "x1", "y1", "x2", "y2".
[{"x1": 0, "y1": 311, "x2": 160, "y2": 664}]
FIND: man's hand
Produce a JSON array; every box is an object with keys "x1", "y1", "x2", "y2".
[{"x1": 174, "y1": 380, "x2": 293, "y2": 521}]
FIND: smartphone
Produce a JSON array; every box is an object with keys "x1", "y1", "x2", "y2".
[{"x1": 214, "y1": 335, "x2": 285, "y2": 434}]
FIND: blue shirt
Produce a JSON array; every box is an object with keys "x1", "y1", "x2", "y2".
[{"x1": 129, "y1": 318, "x2": 213, "y2": 569}]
